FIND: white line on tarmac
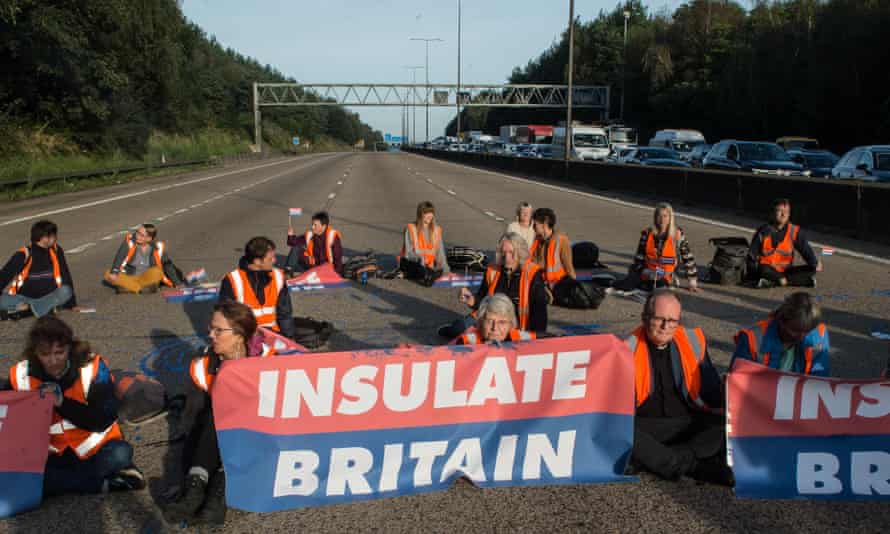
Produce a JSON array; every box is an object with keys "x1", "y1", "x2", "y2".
[
  {"x1": 423, "y1": 156, "x2": 890, "y2": 266},
  {"x1": 447, "y1": 189, "x2": 456, "y2": 195},
  {"x1": 484, "y1": 211, "x2": 496, "y2": 217},
  {"x1": 426, "y1": 178, "x2": 433, "y2": 183},
  {"x1": 496, "y1": 217, "x2": 505, "y2": 222},
  {"x1": 0, "y1": 155, "x2": 336, "y2": 228},
  {"x1": 337, "y1": 181, "x2": 343, "y2": 185},
  {"x1": 100, "y1": 234, "x2": 116, "y2": 241},
  {"x1": 118, "y1": 230, "x2": 129, "y2": 235},
  {"x1": 328, "y1": 193, "x2": 336, "y2": 199},
  {"x1": 174, "y1": 208, "x2": 188, "y2": 214},
  {"x1": 190, "y1": 204, "x2": 202, "y2": 209},
  {"x1": 67, "y1": 242, "x2": 96, "y2": 254}
]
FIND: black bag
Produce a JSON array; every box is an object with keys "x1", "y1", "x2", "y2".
[
  {"x1": 291, "y1": 316, "x2": 334, "y2": 349},
  {"x1": 552, "y1": 277, "x2": 605, "y2": 309},
  {"x1": 446, "y1": 246, "x2": 488, "y2": 272},
  {"x1": 343, "y1": 252, "x2": 378, "y2": 280},
  {"x1": 571, "y1": 241, "x2": 605, "y2": 269},
  {"x1": 707, "y1": 237, "x2": 749, "y2": 286}
]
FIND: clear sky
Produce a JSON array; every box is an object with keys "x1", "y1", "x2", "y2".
[{"x1": 181, "y1": 0, "x2": 684, "y2": 142}]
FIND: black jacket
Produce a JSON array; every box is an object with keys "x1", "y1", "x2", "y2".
[
  {"x1": 0, "y1": 245, "x2": 77, "y2": 307},
  {"x1": 473, "y1": 266, "x2": 548, "y2": 333},
  {"x1": 218, "y1": 256, "x2": 295, "y2": 339}
]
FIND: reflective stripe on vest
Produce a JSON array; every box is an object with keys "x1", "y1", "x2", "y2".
[
  {"x1": 120, "y1": 236, "x2": 174, "y2": 287},
  {"x1": 759, "y1": 224, "x2": 799, "y2": 273},
  {"x1": 190, "y1": 356, "x2": 213, "y2": 392},
  {"x1": 737, "y1": 319, "x2": 823, "y2": 374},
  {"x1": 460, "y1": 327, "x2": 535, "y2": 345},
  {"x1": 509, "y1": 329, "x2": 536, "y2": 342},
  {"x1": 403, "y1": 223, "x2": 441, "y2": 268},
  {"x1": 9, "y1": 246, "x2": 63, "y2": 295},
  {"x1": 227, "y1": 268, "x2": 284, "y2": 331},
  {"x1": 484, "y1": 263, "x2": 540, "y2": 331},
  {"x1": 642, "y1": 230, "x2": 679, "y2": 283},
  {"x1": 8, "y1": 356, "x2": 122, "y2": 459},
  {"x1": 531, "y1": 234, "x2": 567, "y2": 285},
  {"x1": 304, "y1": 228, "x2": 339, "y2": 266},
  {"x1": 460, "y1": 329, "x2": 480, "y2": 345}
]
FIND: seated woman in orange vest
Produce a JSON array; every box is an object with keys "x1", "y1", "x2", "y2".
[
  {"x1": 103, "y1": 224, "x2": 184, "y2": 294},
  {"x1": 398, "y1": 201, "x2": 450, "y2": 283},
  {"x1": 747, "y1": 198, "x2": 821, "y2": 288},
  {"x1": 163, "y1": 301, "x2": 267, "y2": 526},
  {"x1": 2, "y1": 316, "x2": 145, "y2": 495},
  {"x1": 285, "y1": 211, "x2": 343, "y2": 275},
  {"x1": 612, "y1": 202, "x2": 699, "y2": 293},
  {"x1": 218, "y1": 236, "x2": 296, "y2": 340},
  {"x1": 731, "y1": 292, "x2": 830, "y2": 376},
  {"x1": 624, "y1": 290, "x2": 732, "y2": 486},
  {"x1": 455, "y1": 294, "x2": 536, "y2": 345},
  {"x1": 1, "y1": 220, "x2": 79, "y2": 319},
  {"x1": 530, "y1": 208, "x2": 575, "y2": 297}
]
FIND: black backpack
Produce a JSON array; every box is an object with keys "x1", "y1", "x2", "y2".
[
  {"x1": 291, "y1": 317, "x2": 334, "y2": 349},
  {"x1": 343, "y1": 251, "x2": 378, "y2": 280},
  {"x1": 572, "y1": 241, "x2": 605, "y2": 269},
  {"x1": 553, "y1": 277, "x2": 605, "y2": 309},
  {"x1": 446, "y1": 246, "x2": 488, "y2": 272},
  {"x1": 707, "y1": 237, "x2": 749, "y2": 285}
]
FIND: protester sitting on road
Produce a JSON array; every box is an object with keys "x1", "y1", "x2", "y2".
[
  {"x1": 455, "y1": 294, "x2": 536, "y2": 344},
  {"x1": 625, "y1": 290, "x2": 733, "y2": 486},
  {"x1": 286, "y1": 211, "x2": 343, "y2": 276},
  {"x1": 442, "y1": 232, "x2": 547, "y2": 338},
  {"x1": 398, "y1": 200, "x2": 450, "y2": 284},
  {"x1": 747, "y1": 198, "x2": 821, "y2": 288},
  {"x1": 612, "y1": 202, "x2": 699, "y2": 293},
  {"x1": 103, "y1": 224, "x2": 184, "y2": 294},
  {"x1": 505, "y1": 201, "x2": 535, "y2": 248},
  {"x1": 218, "y1": 236, "x2": 296, "y2": 340},
  {"x1": 731, "y1": 292, "x2": 829, "y2": 376},
  {"x1": 2, "y1": 315, "x2": 145, "y2": 495},
  {"x1": 164, "y1": 301, "x2": 262, "y2": 526},
  {"x1": 530, "y1": 207, "x2": 575, "y2": 289},
  {"x1": 0, "y1": 220, "x2": 79, "y2": 319}
]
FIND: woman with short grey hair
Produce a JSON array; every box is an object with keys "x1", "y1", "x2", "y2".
[
  {"x1": 494, "y1": 232, "x2": 530, "y2": 267},
  {"x1": 456, "y1": 294, "x2": 536, "y2": 344}
]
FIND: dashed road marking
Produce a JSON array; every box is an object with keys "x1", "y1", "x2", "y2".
[
  {"x1": 426, "y1": 178, "x2": 433, "y2": 183},
  {"x1": 495, "y1": 217, "x2": 505, "y2": 222},
  {"x1": 68, "y1": 242, "x2": 96, "y2": 254},
  {"x1": 100, "y1": 234, "x2": 116, "y2": 241},
  {"x1": 174, "y1": 208, "x2": 188, "y2": 214},
  {"x1": 328, "y1": 193, "x2": 336, "y2": 199},
  {"x1": 484, "y1": 211, "x2": 496, "y2": 217},
  {"x1": 447, "y1": 189, "x2": 456, "y2": 195},
  {"x1": 190, "y1": 204, "x2": 202, "y2": 209},
  {"x1": 337, "y1": 181, "x2": 343, "y2": 185}
]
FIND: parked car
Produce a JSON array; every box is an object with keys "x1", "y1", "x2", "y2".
[
  {"x1": 607, "y1": 145, "x2": 637, "y2": 163},
  {"x1": 685, "y1": 143, "x2": 713, "y2": 167},
  {"x1": 703, "y1": 140, "x2": 805, "y2": 175},
  {"x1": 776, "y1": 136, "x2": 820, "y2": 151},
  {"x1": 831, "y1": 145, "x2": 890, "y2": 182},
  {"x1": 787, "y1": 149, "x2": 839, "y2": 178},
  {"x1": 624, "y1": 147, "x2": 691, "y2": 168}
]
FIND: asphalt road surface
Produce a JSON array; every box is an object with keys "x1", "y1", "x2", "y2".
[{"x1": 1, "y1": 152, "x2": 888, "y2": 533}]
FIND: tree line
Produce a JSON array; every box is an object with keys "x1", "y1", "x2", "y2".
[
  {"x1": 448, "y1": 0, "x2": 890, "y2": 154},
  {"x1": 0, "y1": 0, "x2": 382, "y2": 160}
]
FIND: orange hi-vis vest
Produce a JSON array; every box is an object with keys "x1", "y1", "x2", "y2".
[
  {"x1": 759, "y1": 224, "x2": 799, "y2": 273},
  {"x1": 734, "y1": 318, "x2": 825, "y2": 375},
  {"x1": 625, "y1": 325, "x2": 717, "y2": 413},
  {"x1": 484, "y1": 263, "x2": 541, "y2": 331},
  {"x1": 8, "y1": 245, "x2": 62, "y2": 295},
  {"x1": 401, "y1": 223, "x2": 442, "y2": 268},
  {"x1": 189, "y1": 348, "x2": 274, "y2": 392},
  {"x1": 9, "y1": 355, "x2": 123, "y2": 459},
  {"x1": 226, "y1": 267, "x2": 285, "y2": 331},
  {"x1": 119, "y1": 234, "x2": 173, "y2": 287},
  {"x1": 303, "y1": 228, "x2": 340, "y2": 266},
  {"x1": 642, "y1": 230, "x2": 680, "y2": 283},
  {"x1": 530, "y1": 234, "x2": 568, "y2": 285},
  {"x1": 458, "y1": 326, "x2": 536, "y2": 345}
]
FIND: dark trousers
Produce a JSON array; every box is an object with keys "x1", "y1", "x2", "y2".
[
  {"x1": 632, "y1": 413, "x2": 725, "y2": 480},
  {"x1": 757, "y1": 264, "x2": 816, "y2": 286},
  {"x1": 43, "y1": 439, "x2": 133, "y2": 495},
  {"x1": 613, "y1": 269, "x2": 670, "y2": 292},
  {"x1": 184, "y1": 404, "x2": 221, "y2": 475}
]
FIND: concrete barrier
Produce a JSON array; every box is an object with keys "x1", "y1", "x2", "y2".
[{"x1": 408, "y1": 149, "x2": 890, "y2": 243}]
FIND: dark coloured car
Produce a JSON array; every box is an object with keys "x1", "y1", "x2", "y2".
[
  {"x1": 787, "y1": 149, "x2": 839, "y2": 178},
  {"x1": 685, "y1": 143, "x2": 713, "y2": 167},
  {"x1": 702, "y1": 140, "x2": 804, "y2": 175},
  {"x1": 831, "y1": 145, "x2": 890, "y2": 182},
  {"x1": 623, "y1": 147, "x2": 691, "y2": 168}
]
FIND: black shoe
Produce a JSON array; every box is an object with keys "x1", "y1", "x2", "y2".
[
  {"x1": 164, "y1": 474, "x2": 207, "y2": 523},
  {"x1": 196, "y1": 470, "x2": 227, "y2": 525},
  {"x1": 437, "y1": 323, "x2": 455, "y2": 339},
  {"x1": 690, "y1": 457, "x2": 735, "y2": 487},
  {"x1": 106, "y1": 466, "x2": 146, "y2": 492}
]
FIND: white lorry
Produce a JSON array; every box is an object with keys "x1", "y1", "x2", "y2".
[{"x1": 551, "y1": 125, "x2": 610, "y2": 161}]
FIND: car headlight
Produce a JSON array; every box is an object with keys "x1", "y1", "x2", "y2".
[{"x1": 802, "y1": 170, "x2": 812, "y2": 177}]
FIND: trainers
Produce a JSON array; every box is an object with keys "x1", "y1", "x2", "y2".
[
  {"x1": 106, "y1": 466, "x2": 146, "y2": 492},
  {"x1": 196, "y1": 470, "x2": 227, "y2": 525},
  {"x1": 756, "y1": 278, "x2": 774, "y2": 289},
  {"x1": 164, "y1": 474, "x2": 207, "y2": 523}
]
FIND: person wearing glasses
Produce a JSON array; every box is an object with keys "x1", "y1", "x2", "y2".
[
  {"x1": 624, "y1": 289, "x2": 732, "y2": 486},
  {"x1": 104, "y1": 223, "x2": 184, "y2": 294},
  {"x1": 731, "y1": 292, "x2": 829, "y2": 376},
  {"x1": 455, "y1": 294, "x2": 536, "y2": 345}
]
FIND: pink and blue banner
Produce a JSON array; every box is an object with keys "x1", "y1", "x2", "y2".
[
  {"x1": 0, "y1": 391, "x2": 54, "y2": 517},
  {"x1": 164, "y1": 264, "x2": 350, "y2": 302},
  {"x1": 211, "y1": 335, "x2": 635, "y2": 512},
  {"x1": 727, "y1": 360, "x2": 890, "y2": 500}
]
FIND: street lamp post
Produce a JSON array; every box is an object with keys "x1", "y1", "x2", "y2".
[
  {"x1": 403, "y1": 65, "x2": 423, "y2": 145},
  {"x1": 564, "y1": 0, "x2": 575, "y2": 162},
  {"x1": 622, "y1": 9, "x2": 630, "y2": 120},
  {"x1": 410, "y1": 37, "x2": 443, "y2": 144},
  {"x1": 456, "y1": 0, "x2": 462, "y2": 141}
]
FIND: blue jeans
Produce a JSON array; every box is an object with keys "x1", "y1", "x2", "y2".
[
  {"x1": 0, "y1": 285, "x2": 72, "y2": 317},
  {"x1": 43, "y1": 440, "x2": 133, "y2": 495}
]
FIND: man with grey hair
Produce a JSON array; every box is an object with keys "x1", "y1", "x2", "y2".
[
  {"x1": 731, "y1": 291, "x2": 830, "y2": 376},
  {"x1": 455, "y1": 294, "x2": 536, "y2": 344},
  {"x1": 625, "y1": 289, "x2": 732, "y2": 485}
]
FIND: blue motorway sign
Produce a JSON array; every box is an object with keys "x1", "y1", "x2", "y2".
[{"x1": 292, "y1": 136, "x2": 300, "y2": 145}]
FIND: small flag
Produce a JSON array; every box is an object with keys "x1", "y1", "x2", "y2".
[
  {"x1": 288, "y1": 208, "x2": 303, "y2": 216},
  {"x1": 821, "y1": 247, "x2": 834, "y2": 256},
  {"x1": 186, "y1": 268, "x2": 208, "y2": 284}
]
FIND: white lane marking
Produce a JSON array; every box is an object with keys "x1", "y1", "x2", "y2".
[
  {"x1": 496, "y1": 217, "x2": 505, "y2": 222},
  {"x1": 426, "y1": 178, "x2": 433, "y2": 183},
  {"x1": 0, "y1": 155, "x2": 337, "y2": 228},
  {"x1": 100, "y1": 234, "x2": 116, "y2": 241},
  {"x1": 118, "y1": 230, "x2": 129, "y2": 235},
  {"x1": 174, "y1": 208, "x2": 188, "y2": 214},
  {"x1": 155, "y1": 215, "x2": 168, "y2": 221},
  {"x1": 337, "y1": 181, "x2": 343, "y2": 185},
  {"x1": 447, "y1": 189, "x2": 456, "y2": 195},
  {"x1": 328, "y1": 193, "x2": 336, "y2": 199},
  {"x1": 484, "y1": 211, "x2": 496, "y2": 217},
  {"x1": 234, "y1": 188, "x2": 243, "y2": 192},
  {"x1": 423, "y1": 156, "x2": 890, "y2": 266},
  {"x1": 67, "y1": 242, "x2": 96, "y2": 254},
  {"x1": 190, "y1": 204, "x2": 202, "y2": 209}
]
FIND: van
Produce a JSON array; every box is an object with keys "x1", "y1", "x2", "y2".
[
  {"x1": 648, "y1": 129, "x2": 706, "y2": 154},
  {"x1": 551, "y1": 126, "x2": 610, "y2": 161}
]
